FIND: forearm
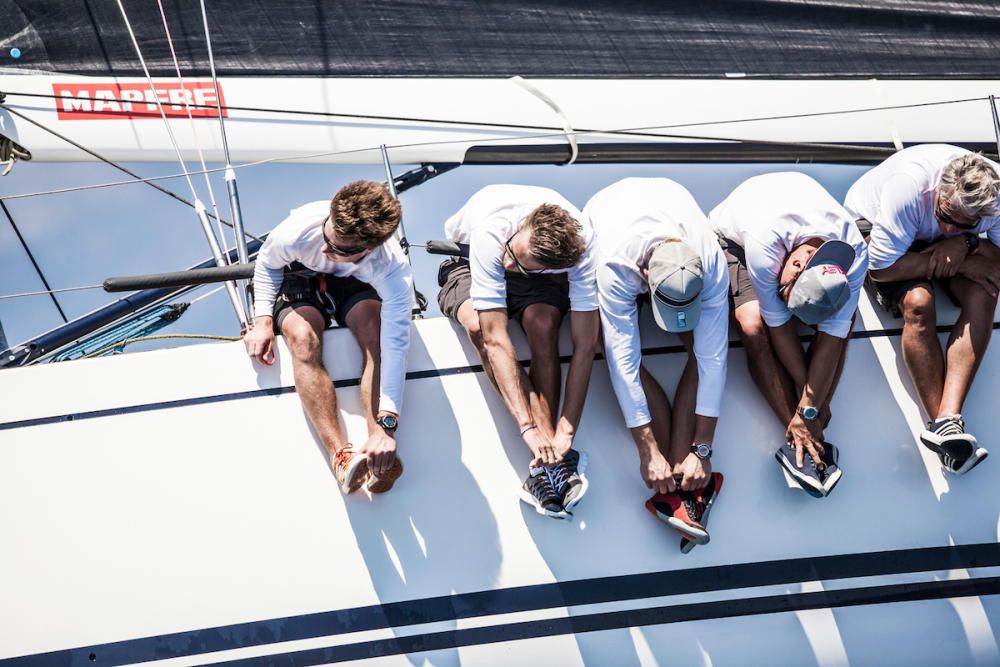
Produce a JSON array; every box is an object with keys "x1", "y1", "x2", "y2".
[
  {"x1": 801, "y1": 333, "x2": 844, "y2": 410},
  {"x1": 630, "y1": 423, "x2": 665, "y2": 459},
  {"x1": 482, "y1": 325, "x2": 534, "y2": 428},
  {"x1": 769, "y1": 322, "x2": 809, "y2": 390},
  {"x1": 870, "y1": 252, "x2": 931, "y2": 283},
  {"x1": 974, "y1": 239, "x2": 1000, "y2": 262}
]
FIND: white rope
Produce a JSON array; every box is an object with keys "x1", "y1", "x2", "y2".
[
  {"x1": 155, "y1": 0, "x2": 229, "y2": 264},
  {"x1": 509, "y1": 76, "x2": 579, "y2": 164}
]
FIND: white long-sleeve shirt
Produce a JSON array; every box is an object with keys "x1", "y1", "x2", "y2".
[
  {"x1": 843, "y1": 144, "x2": 1000, "y2": 270},
  {"x1": 444, "y1": 185, "x2": 598, "y2": 313},
  {"x1": 253, "y1": 200, "x2": 414, "y2": 414},
  {"x1": 584, "y1": 178, "x2": 729, "y2": 428},
  {"x1": 710, "y1": 172, "x2": 867, "y2": 339}
]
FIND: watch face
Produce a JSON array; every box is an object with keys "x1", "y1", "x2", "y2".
[
  {"x1": 695, "y1": 443, "x2": 711, "y2": 459},
  {"x1": 801, "y1": 406, "x2": 819, "y2": 420},
  {"x1": 378, "y1": 414, "x2": 398, "y2": 430}
]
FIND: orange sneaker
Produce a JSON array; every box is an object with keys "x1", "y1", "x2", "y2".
[
  {"x1": 331, "y1": 444, "x2": 369, "y2": 494},
  {"x1": 366, "y1": 456, "x2": 404, "y2": 494}
]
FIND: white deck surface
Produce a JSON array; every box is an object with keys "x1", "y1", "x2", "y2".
[{"x1": 1, "y1": 287, "x2": 999, "y2": 666}]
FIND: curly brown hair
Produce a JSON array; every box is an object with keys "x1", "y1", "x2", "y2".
[
  {"x1": 329, "y1": 180, "x2": 402, "y2": 246},
  {"x1": 524, "y1": 204, "x2": 585, "y2": 269}
]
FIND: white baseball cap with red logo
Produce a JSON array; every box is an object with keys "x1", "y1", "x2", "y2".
[{"x1": 787, "y1": 239, "x2": 856, "y2": 325}]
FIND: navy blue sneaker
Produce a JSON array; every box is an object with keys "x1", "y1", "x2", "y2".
[
  {"x1": 548, "y1": 449, "x2": 589, "y2": 512},
  {"x1": 820, "y1": 444, "x2": 842, "y2": 495},
  {"x1": 519, "y1": 467, "x2": 569, "y2": 519},
  {"x1": 775, "y1": 441, "x2": 826, "y2": 498}
]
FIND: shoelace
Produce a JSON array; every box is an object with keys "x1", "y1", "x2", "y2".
[
  {"x1": 547, "y1": 462, "x2": 571, "y2": 492},
  {"x1": 530, "y1": 470, "x2": 560, "y2": 500},
  {"x1": 682, "y1": 495, "x2": 704, "y2": 523},
  {"x1": 933, "y1": 417, "x2": 965, "y2": 437}
]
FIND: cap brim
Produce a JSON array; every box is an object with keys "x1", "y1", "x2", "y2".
[
  {"x1": 804, "y1": 239, "x2": 855, "y2": 273},
  {"x1": 651, "y1": 297, "x2": 701, "y2": 333}
]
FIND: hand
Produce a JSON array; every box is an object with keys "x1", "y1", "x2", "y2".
[
  {"x1": 958, "y1": 256, "x2": 1000, "y2": 297},
  {"x1": 922, "y1": 236, "x2": 967, "y2": 279},
  {"x1": 676, "y1": 452, "x2": 711, "y2": 492},
  {"x1": 523, "y1": 427, "x2": 559, "y2": 467},
  {"x1": 551, "y1": 430, "x2": 574, "y2": 461},
  {"x1": 786, "y1": 413, "x2": 825, "y2": 469},
  {"x1": 243, "y1": 318, "x2": 276, "y2": 365},
  {"x1": 358, "y1": 428, "x2": 397, "y2": 476},
  {"x1": 639, "y1": 449, "x2": 675, "y2": 495}
]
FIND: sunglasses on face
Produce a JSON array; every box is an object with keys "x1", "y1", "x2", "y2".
[
  {"x1": 504, "y1": 233, "x2": 549, "y2": 276},
  {"x1": 322, "y1": 220, "x2": 370, "y2": 257},
  {"x1": 935, "y1": 196, "x2": 978, "y2": 231}
]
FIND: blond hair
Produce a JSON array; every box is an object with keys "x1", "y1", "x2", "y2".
[
  {"x1": 939, "y1": 154, "x2": 1000, "y2": 219},
  {"x1": 524, "y1": 204, "x2": 585, "y2": 269}
]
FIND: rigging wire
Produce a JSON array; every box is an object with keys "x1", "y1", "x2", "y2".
[
  {"x1": 0, "y1": 103, "x2": 261, "y2": 243},
  {"x1": 0, "y1": 283, "x2": 102, "y2": 301},
  {"x1": 0, "y1": 121, "x2": 899, "y2": 204},
  {"x1": 0, "y1": 200, "x2": 69, "y2": 321},
  {"x1": 154, "y1": 0, "x2": 229, "y2": 263},
  {"x1": 115, "y1": 0, "x2": 246, "y2": 327}
]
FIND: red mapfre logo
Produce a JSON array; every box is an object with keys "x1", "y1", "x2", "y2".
[{"x1": 52, "y1": 82, "x2": 228, "y2": 120}]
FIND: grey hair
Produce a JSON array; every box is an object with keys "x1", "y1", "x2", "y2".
[{"x1": 939, "y1": 153, "x2": 1000, "y2": 218}]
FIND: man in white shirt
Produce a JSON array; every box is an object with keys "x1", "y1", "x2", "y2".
[
  {"x1": 438, "y1": 185, "x2": 600, "y2": 519},
  {"x1": 711, "y1": 172, "x2": 868, "y2": 497},
  {"x1": 244, "y1": 180, "x2": 413, "y2": 494},
  {"x1": 585, "y1": 178, "x2": 726, "y2": 550},
  {"x1": 845, "y1": 144, "x2": 1000, "y2": 474}
]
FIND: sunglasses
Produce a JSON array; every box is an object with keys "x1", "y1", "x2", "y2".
[
  {"x1": 322, "y1": 219, "x2": 370, "y2": 257},
  {"x1": 935, "y1": 195, "x2": 978, "y2": 231},
  {"x1": 504, "y1": 233, "x2": 549, "y2": 276}
]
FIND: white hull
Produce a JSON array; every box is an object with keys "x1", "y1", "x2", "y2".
[
  {"x1": 3, "y1": 75, "x2": 1000, "y2": 164},
  {"x1": 2, "y1": 285, "x2": 999, "y2": 665}
]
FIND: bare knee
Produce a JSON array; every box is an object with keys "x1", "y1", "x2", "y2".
[
  {"x1": 901, "y1": 287, "x2": 936, "y2": 330},
  {"x1": 734, "y1": 303, "x2": 769, "y2": 352},
  {"x1": 521, "y1": 306, "x2": 561, "y2": 351},
  {"x1": 283, "y1": 322, "x2": 322, "y2": 365}
]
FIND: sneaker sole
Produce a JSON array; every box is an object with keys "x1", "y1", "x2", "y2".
[
  {"x1": 367, "y1": 458, "x2": 404, "y2": 493},
  {"x1": 920, "y1": 431, "x2": 977, "y2": 455},
  {"x1": 821, "y1": 468, "x2": 843, "y2": 496},
  {"x1": 952, "y1": 447, "x2": 989, "y2": 475},
  {"x1": 775, "y1": 451, "x2": 826, "y2": 497},
  {"x1": 559, "y1": 451, "x2": 589, "y2": 511},
  {"x1": 338, "y1": 454, "x2": 369, "y2": 494},
  {"x1": 643, "y1": 502, "x2": 709, "y2": 544},
  {"x1": 518, "y1": 489, "x2": 570, "y2": 520}
]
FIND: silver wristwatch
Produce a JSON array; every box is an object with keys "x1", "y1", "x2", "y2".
[
  {"x1": 797, "y1": 405, "x2": 820, "y2": 421},
  {"x1": 691, "y1": 442, "x2": 712, "y2": 460}
]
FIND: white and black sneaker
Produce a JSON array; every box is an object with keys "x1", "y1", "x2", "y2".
[
  {"x1": 920, "y1": 415, "x2": 988, "y2": 475},
  {"x1": 548, "y1": 449, "x2": 589, "y2": 512},
  {"x1": 519, "y1": 467, "x2": 569, "y2": 519}
]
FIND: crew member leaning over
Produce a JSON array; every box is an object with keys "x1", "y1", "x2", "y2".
[
  {"x1": 845, "y1": 144, "x2": 1000, "y2": 474},
  {"x1": 244, "y1": 180, "x2": 412, "y2": 495},
  {"x1": 437, "y1": 185, "x2": 600, "y2": 519}
]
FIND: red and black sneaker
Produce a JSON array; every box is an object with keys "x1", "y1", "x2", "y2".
[
  {"x1": 645, "y1": 487, "x2": 709, "y2": 545},
  {"x1": 680, "y1": 472, "x2": 724, "y2": 553}
]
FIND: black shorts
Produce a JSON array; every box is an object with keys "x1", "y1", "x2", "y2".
[
  {"x1": 436, "y1": 257, "x2": 570, "y2": 323},
  {"x1": 271, "y1": 262, "x2": 380, "y2": 333},
  {"x1": 855, "y1": 218, "x2": 959, "y2": 318},
  {"x1": 720, "y1": 237, "x2": 758, "y2": 311}
]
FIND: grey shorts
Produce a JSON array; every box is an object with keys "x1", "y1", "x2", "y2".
[
  {"x1": 720, "y1": 237, "x2": 758, "y2": 311},
  {"x1": 436, "y1": 257, "x2": 570, "y2": 323},
  {"x1": 855, "y1": 218, "x2": 959, "y2": 317},
  {"x1": 271, "y1": 262, "x2": 380, "y2": 333}
]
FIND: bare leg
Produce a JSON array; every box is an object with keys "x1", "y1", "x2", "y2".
[
  {"x1": 806, "y1": 327, "x2": 850, "y2": 428},
  {"x1": 640, "y1": 365, "x2": 673, "y2": 460},
  {"x1": 734, "y1": 301, "x2": 797, "y2": 426},
  {"x1": 520, "y1": 303, "x2": 564, "y2": 431},
  {"x1": 457, "y1": 299, "x2": 552, "y2": 435},
  {"x1": 344, "y1": 299, "x2": 382, "y2": 428},
  {"x1": 898, "y1": 285, "x2": 945, "y2": 419},
  {"x1": 668, "y1": 332, "x2": 698, "y2": 468},
  {"x1": 938, "y1": 277, "x2": 997, "y2": 418},
  {"x1": 280, "y1": 306, "x2": 347, "y2": 454}
]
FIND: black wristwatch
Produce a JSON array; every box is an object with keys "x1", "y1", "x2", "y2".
[
  {"x1": 376, "y1": 413, "x2": 399, "y2": 433},
  {"x1": 691, "y1": 443, "x2": 712, "y2": 460},
  {"x1": 963, "y1": 233, "x2": 980, "y2": 256}
]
